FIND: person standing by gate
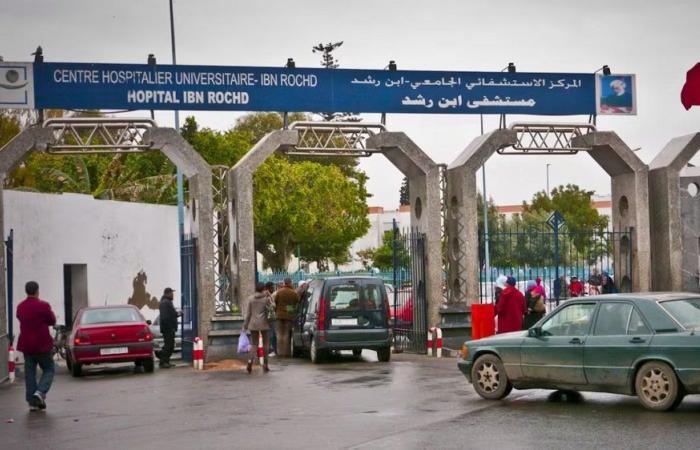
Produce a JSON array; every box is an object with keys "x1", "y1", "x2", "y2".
[
  {"x1": 16, "y1": 281, "x2": 56, "y2": 411},
  {"x1": 243, "y1": 282, "x2": 271, "y2": 373},
  {"x1": 265, "y1": 281, "x2": 277, "y2": 356},
  {"x1": 275, "y1": 278, "x2": 299, "y2": 357},
  {"x1": 156, "y1": 287, "x2": 178, "y2": 368},
  {"x1": 495, "y1": 277, "x2": 526, "y2": 334}
]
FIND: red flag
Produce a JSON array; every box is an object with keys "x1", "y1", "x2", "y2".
[{"x1": 681, "y1": 63, "x2": 700, "y2": 110}]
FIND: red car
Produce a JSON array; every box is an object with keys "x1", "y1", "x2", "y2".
[{"x1": 67, "y1": 305, "x2": 155, "y2": 377}]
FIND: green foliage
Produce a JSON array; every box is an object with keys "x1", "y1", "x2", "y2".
[
  {"x1": 399, "y1": 176, "x2": 410, "y2": 206},
  {"x1": 356, "y1": 248, "x2": 376, "y2": 270},
  {"x1": 253, "y1": 155, "x2": 370, "y2": 271},
  {"x1": 371, "y1": 230, "x2": 410, "y2": 271}
]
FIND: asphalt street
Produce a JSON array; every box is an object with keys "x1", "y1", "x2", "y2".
[{"x1": 1, "y1": 352, "x2": 699, "y2": 450}]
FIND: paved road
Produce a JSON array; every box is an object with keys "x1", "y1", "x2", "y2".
[{"x1": 1, "y1": 352, "x2": 699, "y2": 449}]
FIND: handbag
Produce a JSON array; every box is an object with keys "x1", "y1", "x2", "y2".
[
  {"x1": 266, "y1": 299, "x2": 277, "y2": 321},
  {"x1": 237, "y1": 331, "x2": 251, "y2": 354}
]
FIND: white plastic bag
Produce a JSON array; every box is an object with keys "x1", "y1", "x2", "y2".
[{"x1": 237, "y1": 331, "x2": 251, "y2": 354}]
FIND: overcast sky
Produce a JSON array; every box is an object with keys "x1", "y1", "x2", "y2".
[{"x1": 2, "y1": 0, "x2": 699, "y2": 208}]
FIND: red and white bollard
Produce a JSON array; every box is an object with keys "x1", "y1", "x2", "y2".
[
  {"x1": 257, "y1": 333, "x2": 264, "y2": 366},
  {"x1": 426, "y1": 329, "x2": 434, "y2": 356},
  {"x1": 8, "y1": 344, "x2": 15, "y2": 383},
  {"x1": 193, "y1": 337, "x2": 204, "y2": 370},
  {"x1": 428, "y1": 327, "x2": 443, "y2": 358}
]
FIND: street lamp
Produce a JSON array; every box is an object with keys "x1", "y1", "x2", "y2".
[{"x1": 168, "y1": 0, "x2": 185, "y2": 243}]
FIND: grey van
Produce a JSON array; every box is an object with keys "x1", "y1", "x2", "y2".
[{"x1": 290, "y1": 277, "x2": 392, "y2": 363}]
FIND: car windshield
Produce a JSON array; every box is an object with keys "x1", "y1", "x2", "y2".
[
  {"x1": 660, "y1": 298, "x2": 700, "y2": 329},
  {"x1": 81, "y1": 308, "x2": 142, "y2": 325}
]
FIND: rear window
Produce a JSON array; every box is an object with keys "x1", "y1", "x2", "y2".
[
  {"x1": 80, "y1": 308, "x2": 142, "y2": 325},
  {"x1": 329, "y1": 284, "x2": 360, "y2": 311},
  {"x1": 660, "y1": 298, "x2": 700, "y2": 330}
]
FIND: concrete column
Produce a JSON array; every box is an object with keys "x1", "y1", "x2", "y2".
[
  {"x1": 145, "y1": 128, "x2": 216, "y2": 358},
  {"x1": 648, "y1": 133, "x2": 700, "y2": 291},
  {"x1": 445, "y1": 129, "x2": 518, "y2": 306},
  {"x1": 366, "y1": 132, "x2": 442, "y2": 327},
  {"x1": 574, "y1": 132, "x2": 652, "y2": 292},
  {"x1": 227, "y1": 130, "x2": 298, "y2": 307}
]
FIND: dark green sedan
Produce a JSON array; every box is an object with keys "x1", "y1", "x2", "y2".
[{"x1": 458, "y1": 293, "x2": 700, "y2": 411}]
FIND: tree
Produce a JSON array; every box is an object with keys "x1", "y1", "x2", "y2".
[
  {"x1": 525, "y1": 184, "x2": 610, "y2": 260},
  {"x1": 372, "y1": 230, "x2": 410, "y2": 271},
  {"x1": 399, "y1": 176, "x2": 410, "y2": 205},
  {"x1": 254, "y1": 156, "x2": 370, "y2": 271},
  {"x1": 356, "y1": 248, "x2": 376, "y2": 270}
]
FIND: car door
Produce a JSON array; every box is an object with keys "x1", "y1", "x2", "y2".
[
  {"x1": 584, "y1": 302, "x2": 652, "y2": 389},
  {"x1": 521, "y1": 302, "x2": 597, "y2": 385},
  {"x1": 292, "y1": 284, "x2": 312, "y2": 349},
  {"x1": 300, "y1": 281, "x2": 321, "y2": 349}
]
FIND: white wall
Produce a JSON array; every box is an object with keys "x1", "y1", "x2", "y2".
[{"x1": 5, "y1": 190, "x2": 181, "y2": 341}]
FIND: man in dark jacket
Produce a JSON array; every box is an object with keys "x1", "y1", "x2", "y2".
[
  {"x1": 274, "y1": 278, "x2": 299, "y2": 357},
  {"x1": 16, "y1": 281, "x2": 56, "y2": 411},
  {"x1": 156, "y1": 287, "x2": 178, "y2": 368}
]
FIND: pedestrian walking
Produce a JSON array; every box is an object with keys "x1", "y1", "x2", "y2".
[
  {"x1": 494, "y1": 274, "x2": 507, "y2": 306},
  {"x1": 601, "y1": 271, "x2": 617, "y2": 294},
  {"x1": 495, "y1": 276, "x2": 526, "y2": 334},
  {"x1": 155, "y1": 287, "x2": 178, "y2": 368},
  {"x1": 243, "y1": 282, "x2": 272, "y2": 373},
  {"x1": 523, "y1": 281, "x2": 546, "y2": 330},
  {"x1": 274, "y1": 278, "x2": 299, "y2": 357},
  {"x1": 16, "y1": 281, "x2": 56, "y2": 411},
  {"x1": 265, "y1": 281, "x2": 277, "y2": 356},
  {"x1": 588, "y1": 269, "x2": 602, "y2": 295},
  {"x1": 569, "y1": 276, "x2": 585, "y2": 297}
]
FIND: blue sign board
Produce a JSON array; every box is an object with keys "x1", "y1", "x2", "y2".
[{"x1": 26, "y1": 62, "x2": 597, "y2": 115}]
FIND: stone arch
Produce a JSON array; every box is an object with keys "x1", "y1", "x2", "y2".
[
  {"x1": 445, "y1": 128, "x2": 651, "y2": 310},
  {"x1": 228, "y1": 129, "x2": 443, "y2": 327},
  {"x1": 0, "y1": 126, "x2": 215, "y2": 355}
]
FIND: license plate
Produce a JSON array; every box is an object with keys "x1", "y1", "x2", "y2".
[
  {"x1": 100, "y1": 347, "x2": 128, "y2": 355},
  {"x1": 332, "y1": 318, "x2": 358, "y2": 326}
]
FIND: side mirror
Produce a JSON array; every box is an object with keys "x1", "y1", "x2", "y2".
[
  {"x1": 528, "y1": 327, "x2": 542, "y2": 337},
  {"x1": 146, "y1": 320, "x2": 152, "y2": 326}
]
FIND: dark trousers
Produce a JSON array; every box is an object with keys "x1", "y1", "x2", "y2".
[
  {"x1": 269, "y1": 320, "x2": 277, "y2": 353},
  {"x1": 248, "y1": 329, "x2": 270, "y2": 367},
  {"x1": 24, "y1": 352, "x2": 55, "y2": 404},
  {"x1": 159, "y1": 329, "x2": 175, "y2": 363}
]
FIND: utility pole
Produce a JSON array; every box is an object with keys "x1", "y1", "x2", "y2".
[
  {"x1": 546, "y1": 163, "x2": 551, "y2": 196},
  {"x1": 169, "y1": 0, "x2": 185, "y2": 243}
]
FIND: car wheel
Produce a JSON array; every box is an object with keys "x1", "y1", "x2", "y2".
[
  {"x1": 71, "y1": 360, "x2": 82, "y2": 378},
  {"x1": 635, "y1": 361, "x2": 681, "y2": 411},
  {"x1": 470, "y1": 354, "x2": 512, "y2": 400},
  {"x1": 377, "y1": 347, "x2": 391, "y2": 362},
  {"x1": 352, "y1": 349, "x2": 362, "y2": 358},
  {"x1": 310, "y1": 338, "x2": 324, "y2": 364},
  {"x1": 143, "y1": 358, "x2": 155, "y2": 373}
]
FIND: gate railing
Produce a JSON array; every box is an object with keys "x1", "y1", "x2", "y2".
[
  {"x1": 180, "y1": 235, "x2": 198, "y2": 362},
  {"x1": 479, "y1": 223, "x2": 632, "y2": 304},
  {"x1": 392, "y1": 224, "x2": 428, "y2": 354}
]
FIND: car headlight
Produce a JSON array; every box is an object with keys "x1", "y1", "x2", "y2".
[{"x1": 460, "y1": 344, "x2": 469, "y2": 360}]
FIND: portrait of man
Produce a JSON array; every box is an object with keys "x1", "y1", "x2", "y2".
[{"x1": 597, "y1": 74, "x2": 636, "y2": 114}]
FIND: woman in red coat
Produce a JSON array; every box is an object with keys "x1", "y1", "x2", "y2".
[{"x1": 495, "y1": 276, "x2": 526, "y2": 334}]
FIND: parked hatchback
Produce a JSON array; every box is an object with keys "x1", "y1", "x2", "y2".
[
  {"x1": 291, "y1": 277, "x2": 392, "y2": 363},
  {"x1": 67, "y1": 305, "x2": 155, "y2": 377}
]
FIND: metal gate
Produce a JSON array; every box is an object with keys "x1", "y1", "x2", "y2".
[
  {"x1": 5, "y1": 229, "x2": 13, "y2": 342},
  {"x1": 479, "y1": 212, "x2": 633, "y2": 304},
  {"x1": 391, "y1": 222, "x2": 428, "y2": 354},
  {"x1": 180, "y1": 235, "x2": 198, "y2": 362}
]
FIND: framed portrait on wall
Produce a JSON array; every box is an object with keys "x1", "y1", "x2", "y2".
[{"x1": 596, "y1": 74, "x2": 637, "y2": 115}]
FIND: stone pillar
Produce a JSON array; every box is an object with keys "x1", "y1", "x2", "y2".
[
  {"x1": 366, "y1": 132, "x2": 442, "y2": 328},
  {"x1": 573, "y1": 131, "x2": 651, "y2": 292},
  {"x1": 446, "y1": 130, "x2": 518, "y2": 306},
  {"x1": 648, "y1": 133, "x2": 700, "y2": 291},
  {"x1": 679, "y1": 168, "x2": 700, "y2": 291},
  {"x1": 144, "y1": 128, "x2": 216, "y2": 358},
  {"x1": 227, "y1": 130, "x2": 298, "y2": 307}
]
